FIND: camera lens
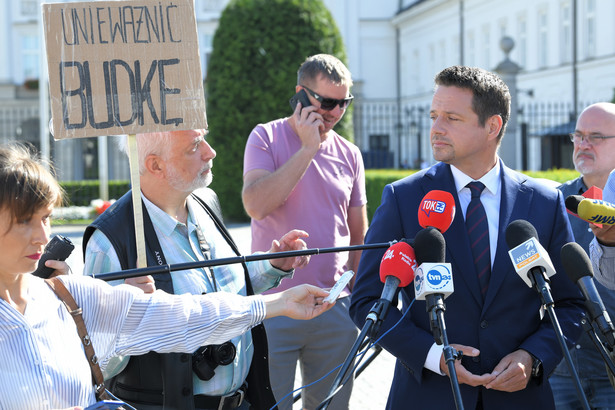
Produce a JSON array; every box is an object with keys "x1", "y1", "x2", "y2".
[{"x1": 212, "y1": 342, "x2": 236, "y2": 366}]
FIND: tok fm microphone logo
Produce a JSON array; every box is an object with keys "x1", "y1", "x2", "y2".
[{"x1": 421, "y1": 199, "x2": 447, "y2": 217}]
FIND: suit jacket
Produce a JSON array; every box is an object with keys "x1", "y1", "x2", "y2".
[{"x1": 349, "y1": 161, "x2": 584, "y2": 410}]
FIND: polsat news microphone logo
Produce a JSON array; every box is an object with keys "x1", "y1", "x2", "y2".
[{"x1": 420, "y1": 197, "x2": 447, "y2": 217}]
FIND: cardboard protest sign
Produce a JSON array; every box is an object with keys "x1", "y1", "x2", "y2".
[{"x1": 43, "y1": 0, "x2": 207, "y2": 139}]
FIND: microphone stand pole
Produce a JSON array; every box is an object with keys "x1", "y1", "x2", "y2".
[
  {"x1": 426, "y1": 295, "x2": 464, "y2": 410},
  {"x1": 317, "y1": 298, "x2": 390, "y2": 410},
  {"x1": 95, "y1": 242, "x2": 395, "y2": 281},
  {"x1": 530, "y1": 271, "x2": 591, "y2": 410},
  {"x1": 581, "y1": 317, "x2": 615, "y2": 378}
]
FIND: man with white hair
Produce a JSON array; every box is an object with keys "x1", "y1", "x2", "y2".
[
  {"x1": 551, "y1": 102, "x2": 615, "y2": 409},
  {"x1": 83, "y1": 129, "x2": 312, "y2": 410}
]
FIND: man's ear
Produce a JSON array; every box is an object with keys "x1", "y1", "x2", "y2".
[
  {"x1": 487, "y1": 115, "x2": 503, "y2": 141},
  {"x1": 144, "y1": 154, "x2": 165, "y2": 179}
]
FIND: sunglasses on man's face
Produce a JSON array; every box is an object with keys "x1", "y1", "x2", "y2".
[{"x1": 301, "y1": 86, "x2": 354, "y2": 111}]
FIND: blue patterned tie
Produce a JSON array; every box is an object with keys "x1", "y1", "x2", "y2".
[{"x1": 466, "y1": 182, "x2": 491, "y2": 297}]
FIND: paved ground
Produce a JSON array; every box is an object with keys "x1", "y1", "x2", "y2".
[{"x1": 52, "y1": 223, "x2": 395, "y2": 409}]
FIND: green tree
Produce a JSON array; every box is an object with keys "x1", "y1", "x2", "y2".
[{"x1": 206, "y1": 0, "x2": 351, "y2": 221}]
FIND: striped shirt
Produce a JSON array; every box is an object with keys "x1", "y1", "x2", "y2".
[
  {"x1": 84, "y1": 193, "x2": 291, "y2": 396},
  {"x1": 0, "y1": 275, "x2": 266, "y2": 409}
]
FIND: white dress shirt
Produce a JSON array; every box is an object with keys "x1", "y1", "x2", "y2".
[
  {"x1": 0, "y1": 275, "x2": 265, "y2": 409},
  {"x1": 424, "y1": 161, "x2": 502, "y2": 375}
]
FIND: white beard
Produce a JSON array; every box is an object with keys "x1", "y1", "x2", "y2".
[{"x1": 166, "y1": 163, "x2": 213, "y2": 193}]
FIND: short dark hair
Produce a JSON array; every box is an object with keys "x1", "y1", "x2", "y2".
[
  {"x1": 0, "y1": 143, "x2": 63, "y2": 232},
  {"x1": 297, "y1": 54, "x2": 352, "y2": 88},
  {"x1": 435, "y1": 66, "x2": 510, "y2": 141}
]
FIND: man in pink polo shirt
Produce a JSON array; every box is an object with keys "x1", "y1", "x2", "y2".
[{"x1": 242, "y1": 54, "x2": 367, "y2": 410}]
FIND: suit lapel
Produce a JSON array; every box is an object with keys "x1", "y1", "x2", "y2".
[{"x1": 482, "y1": 164, "x2": 533, "y2": 309}]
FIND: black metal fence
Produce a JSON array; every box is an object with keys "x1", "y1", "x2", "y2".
[
  {"x1": 354, "y1": 99, "x2": 597, "y2": 170},
  {"x1": 354, "y1": 99, "x2": 431, "y2": 169}
]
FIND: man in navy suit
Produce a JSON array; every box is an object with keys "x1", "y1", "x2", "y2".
[{"x1": 349, "y1": 66, "x2": 585, "y2": 409}]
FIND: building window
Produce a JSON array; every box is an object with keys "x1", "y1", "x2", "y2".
[
  {"x1": 517, "y1": 15, "x2": 527, "y2": 68},
  {"x1": 411, "y1": 49, "x2": 420, "y2": 94},
  {"x1": 538, "y1": 10, "x2": 548, "y2": 68},
  {"x1": 22, "y1": 35, "x2": 39, "y2": 80},
  {"x1": 439, "y1": 39, "x2": 446, "y2": 72},
  {"x1": 429, "y1": 43, "x2": 435, "y2": 77},
  {"x1": 20, "y1": 0, "x2": 38, "y2": 17},
  {"x1": 467, "y1": 30, "x2": 475, "y2": 66},
  {"x1": 482, "y1": 25, "x2": 490, "y2": 69},
  {"x1": 452, "y1": 36, "x2": 460, "y2": 65},
  {"x1": 202, "y1": 0, "x2": 223, "y2": 12},
  {"x1": 560, "y1": 1, "x2": 572, "y2": 63},
  {"x1": 201, "y1": 33, "x2": 214, "y2": 79},
  {"x1": 585, "y1": 0, "x2": 596, "y2": 58}
]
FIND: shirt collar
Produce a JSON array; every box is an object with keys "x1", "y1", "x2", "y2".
[
  {"x1": 141, "y1": 193, "x2": 195, "y2": 237},
  {"x1": 450, "y1": 158, "x2": 501, "y2": 196}
]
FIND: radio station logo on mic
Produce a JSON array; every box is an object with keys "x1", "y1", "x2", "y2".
[
  {"x1": 382, "y1": 246, "x2": 417, "y2": 269},
  {"x1": 420, "y1": 198, "x2": 447, "y2": 217}
]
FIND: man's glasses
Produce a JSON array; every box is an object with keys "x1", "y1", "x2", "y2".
[
  {"x1": 569, "y1": 133, "x2": 615, "y2": 145},
  {"x1": 302, "y1": 86, "x2": 354, "y2": 111}
]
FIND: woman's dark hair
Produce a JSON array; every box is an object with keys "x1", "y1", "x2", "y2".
[{"x1": 0, "y1": 143, "x2": 63, "y2": 230}]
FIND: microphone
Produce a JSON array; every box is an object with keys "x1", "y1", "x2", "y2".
[
  {"x1": 505, "y1": 219, "x2": 556, "y2": 291},
  {"x1": 32, "y1": 235, "x2": 75, "y2": 278},
  {"x1": 506, "y1": 220, "x2": 592, "y2": 409},
  {"x1": 378, "y1": 241, "x2": 417, "y2": 305},
  {"x1": 577, "y1": 198, "x2": 615, "y2": 226},
  {"x1": 561, "y1": 242, "x2": 615, "y2": 349},
  {"x1": 565, "y1": 194, "x2": 584, "y2": 215},
  {"x1": 413, "y1": 227, "x2": 454, "y2": 301},
  {"x1": 318, "y1": 241, "x2": 416, "y2": 410},
  {"x1": 418, "y1": 190, "x2": 456, "y2": 233},
  {"x1": 411, "y1": 226, "x2": 465, "y2": 408}
]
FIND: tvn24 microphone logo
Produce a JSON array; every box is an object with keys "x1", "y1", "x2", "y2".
[
  {"x1": 420, "y1": 198, "x2": 447, "y2": 217},
  {"x1": 415, "y1": 264, "x2": 452, "y2": 292}
]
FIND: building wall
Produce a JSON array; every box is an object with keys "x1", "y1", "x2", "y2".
[{"x1": 3, "y1": 0, "x2": 615, "y2": 178}]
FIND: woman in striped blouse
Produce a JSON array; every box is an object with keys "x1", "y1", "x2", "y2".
[{"x1": 0, "y1": 143, "x2": 333, "y2": 410}]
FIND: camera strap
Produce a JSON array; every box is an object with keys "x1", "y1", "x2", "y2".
[
  {"x1": 194, "y1": 223, "x2": 219, "y2": 292},
  {"x1": 45, "y1": 277, "x2": 113, "y2": 401}
]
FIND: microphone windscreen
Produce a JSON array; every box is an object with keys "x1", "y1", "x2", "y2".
[
  {"x1": 505, "y1": 219, "x2": 537, "y2": 249},
  {"x1": 414, "y1": 227, "x2": 446, "y2": 264},
  {"x1": 379, "y1": 241, "x2": 416, "y2": 287},
  {"x1": 565, "y1": 195, "x2": 584, "y2": 214},
  {"x1": 418, "y1": 190, "x2": 456, "y2": 233},
  {"x1": 561, "y1": 242, "x2": 594, "y2": 282}
]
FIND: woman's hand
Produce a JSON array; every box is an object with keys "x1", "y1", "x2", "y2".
[{"x1": 45, "y1": 260, "x2": 71, "y2": 277}]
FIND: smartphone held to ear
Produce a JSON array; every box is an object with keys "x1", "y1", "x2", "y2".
[{"x1": 289, "y1": 89, "x2": 311, "y2": 111}]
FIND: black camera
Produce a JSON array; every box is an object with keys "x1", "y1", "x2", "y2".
[
  {"x1": 192, "y1": 342, "x2": 237, "y2": 381},
  {"x1": 32, "y1": 235, "x2": 75, "y2": 279}
]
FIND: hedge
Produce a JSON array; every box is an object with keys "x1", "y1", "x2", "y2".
[
  {"x1": 364, "y1": 168, "x2": 580, "y2": 221},
  {"x1": 59, "y1": 168, "x2": 580, "y2": 222},
  {"x1": 60, "y1": 180, "x2": 130, "y2": 206}
]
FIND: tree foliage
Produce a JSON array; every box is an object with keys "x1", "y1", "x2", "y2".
[{"x1": 206, "y1": 0, "x2": 351, "y2": 221}]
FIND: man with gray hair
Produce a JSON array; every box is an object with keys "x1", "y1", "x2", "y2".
[
  {"x1": 242, "y1": 54, "x2": 368, "y2": 409},
  {"x1": 551, "y1": 102, "x2": 615, "y2": 409},
  {"x1": 83, "y1": 129, "x2": 314, "y2": 410}
]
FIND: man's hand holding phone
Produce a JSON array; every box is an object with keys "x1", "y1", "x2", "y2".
[{"x1": 289, "y1": 89, "x2": 323, "y2": 151}]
